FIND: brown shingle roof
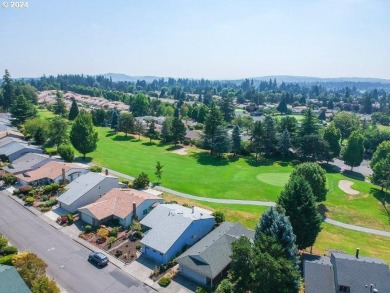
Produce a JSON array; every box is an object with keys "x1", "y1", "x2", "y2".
[
  {"x1": 0, "y1": 130, "x2": 24, "y2": 139},
  {"x1": 79, "y1": 188, "x2": 162, "y2": 220},
  {"x1": 15, "y1": 161, "x2": 85, "y2": 183}
]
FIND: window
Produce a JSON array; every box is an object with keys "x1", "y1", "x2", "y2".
[
  {"x1": 143, "y1": 209, "x2": 148, "y2": 215},
  {"x1": 338, "y1": 285, "x2": 350, "y2": 293}
]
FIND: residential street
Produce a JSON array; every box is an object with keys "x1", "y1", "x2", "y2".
[{"x1": 0, "y1": 191, "x2": 152, "y2": 293}]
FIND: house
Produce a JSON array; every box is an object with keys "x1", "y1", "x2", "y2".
[
  {"x1": 0, "y1": 264, "x2": 31, "y2": 293},
  {"x1": 2, "y1": 153, "x2": 60, "y2": 175},
  {"x1": 0, "y1": 136, "x2": 25, "y2": 148},
  {"x1": 0, "y1": 130, "x2": 24, "y2": 140},
  {"x1": 176, "y1": 222, "x2": 254, "y2": 287},
  {"x1": 0, "y1": 141, "x2": 43, "y2": 162},
  {"x1": 185, "y1": 130, "x2": 201, "y2": 141},
  {"x1": 304, "y1": 250, "x2": 390, "y2": 293},
  {"x1": 57, "y1": 172, "x2": 119, "y2": 213},
  {"x1": 78, "y1": 188, "x2": 164, "y2": 227},
  {"x1": 15, "y1": 161, "x2": 89, "y2": 186},
  {"x1": 140, "y1": 204, "x2": 215, "y2": 264}
]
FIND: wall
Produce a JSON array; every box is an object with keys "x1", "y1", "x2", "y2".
[{"x1": 180, "y1": 266, "x2": 207, "y2": 285}]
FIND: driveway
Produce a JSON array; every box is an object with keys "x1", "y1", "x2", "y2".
[{"x1": 0, "y1": 192, "x2": 153, "y2": 293}]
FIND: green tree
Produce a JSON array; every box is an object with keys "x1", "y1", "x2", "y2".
[
  {"x1": 263, "y1": 115, "x2": 277, "y2": 156},
  {"x1": 133, "y1": 172, "x2": 150, "y2": 189},
  {"x1": 220, "y1": 95, "x2": 235, "y2": 122},
  {"x1": 277, "y1": 175, "x2": 322, "y2": 250},
  {"x1": 278, "y1": 128, "x2": 291, "y2": 158},
  {"x1": 231, "y1": 124, "x2": 241, "y2": 156},
  {"x1": 363, "y1": 93, "x2": 373, "y2": 114},
  {"x1": 12, "y1": 252, "x2": 47, "y2": 288},
  {"x1": 204, "y1": 102, "x2": 223, "y2": 143},
  {"x1": 161, "y1": 116, "x2": 173, "y2": 143},
  {"x1": 110, "y1": 110, "x2": 119, "y2": 130},
  {"x1": 134, "y1": 120, "x2": 144, "y2": 140},
  {"x1": 1, "y1": 69, "x2": 14, "y2": 110},
  {"x1": 155, "y1": 161, "x2": 163, "y2": 184},
  {"x1": 323, "y1": 122, "x2": 341, "y2": 159},
  {"x1": 146, "y1": 120, "x2": 158, "y2": 143},
  {"x1": 31, "y1": 276, "x2": 60, "y2": 293},
  {"x1": 118, "y1": 112, "x2": 135, "y2": 137},
  {"x1": 23, "y1": 117, "x2": 48, "y2": 143},
  {"x1": 372, "y1": 154, "x2": 390, "y2": 191},
  {"x1": 171, "y1": 108, "x2": 186, "y2": 145},
  {"x1": 14, "y1": 83, "x2": 38, "y2": 104},
  {"x1": 318, "y1": 108, "x2": 326, "y2": 121},
  {"x1": 333, "y1": 111, "x2": 360, "y2": 140},
  {"x1": 250, "y1": 121, "x2": 264, "y2": 160},
  {"x1": 70, "y1": 110, "x2": 98, "y2": 159},
  {"x1": 210, "y1": 126, "x2": 231, "y2": 156},
  {"x1": 211, "y1": 211, "x2": 225, "y2": 224},
  {"x1": 9, "y1": 95, "x2": 37, "y2": 125},
  {"x1": 229, "y1": 236, "x2": 253, "y2": 292},
  {"x1": 300, "y1": 107, "x2": 318, "y2": 137},
  {"x1": 91, "y1": 109, "x2": 107, "y2": 126},
  {"x1": 53, "y1": 91, "x2": 67, "y2": 116},
  {"x1": 291, "y1": 162, "x2": 328, "y2": 202},
  {"x1": 214, "y1": 279, "x2": 234, "y2": 293},
  {"x1": 68, "y1": 99, "x2": 79, "y2": 121},
  {"x1": 255, "y1": 207, "x2": 298, "y2": 266},
  {"x1": 371, "y1": 141, "x2": 390, "y2": 168},
  {"x1": 343, "y1": 130, "x2": 364, "y2": 171},
  {"x1": 197, "y1": 105, "x2": 209, "y2": 123},
  {"x1": 130, "y1": 93, "x2": 150, "y2": 116},
  {"x1": 57, "y1": 144, "x2": 75, "y2": 162},
  {"x1": 47, "y1": 117, "x2": 69, "y2": 148},
  {"x1": 276, "y1": 97, "x2": 288, "y2": 114},
  {"x1": 298, "y1": 134, "x2": 331, "y2": 162}
]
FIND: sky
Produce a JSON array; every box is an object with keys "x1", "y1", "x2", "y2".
[{"x1": 1, "y1": 0, "x2": 390, "y2": 79}]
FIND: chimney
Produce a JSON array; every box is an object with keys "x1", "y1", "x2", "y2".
[
  {"x1": 133, "y1": 202, "x2": 138, "y2": 221},
  {"x1": 192, "y1": 206, "x2": 194, "y2": 214},
  {"x1": 62, "y1": 168, "x2": 66, "y2": 185},
  {"x1": 105, "y1": 169, "x2": 108, "y2": 176},
  {"x1": 356, "y1": 248, "x2": 360, "y2": 258}
]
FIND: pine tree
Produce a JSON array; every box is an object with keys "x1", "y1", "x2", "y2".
[
  {"x1": 278, "y1": 128, "x2": 291, "y2": 158},
  {"x1": 204, "y1": 102, "x2": 223, "y2": 143},
  {"x1": 231, "y1": 124, "x2": 241, "y2": 156},
  {"x1": 255, "y1": 207, "x2": 299, "y2": 266},
  {"x1": 68, "y1": 99, "x2": 79, "y2": 121},
  {"x1": 209, "y1": 126, "x2": 231, "y2": 156},
  {"x1": 276, "y1": 97, "x2": 288, "y2": 114},
  {"x1": 291, "y1": 162, "x2": 328, "y2": 202},
  {"x1": 250, "y1": 121, "x2": 264, "y2": 160},
  {"x1": 146, "y1": 120, "x2": 158, "y2": 143},
  {"x1": 343, "y1": 130, "x2": 364, "y2": 171},
  {"x1": 171, "y1": 108, "x2": 186, "y2": 145},
  {"x1": 70, "y1": 110, "x2": 98, "y2": 159},
  {"x1": 318, "y1": 108, "x2": 326, "y2": 121},
  {"x1": 110, "y1": 110, "x2": 119, "y2": 130},
  {"x1": 161, "y1": 116, "x2": 173, "y2": 143},
  {"x1": 47, "y1": 117, "x2": 69, "y2": 148},
  {"x1": 323, "y1": 122, "x2": 341, "y2": 159},
  {"x1": 220, "y1": 95, "x2": 235, "y2": 122},
  {"x1": 53, "y1": 91, "x2": 67, "y2": 116},
  {"x1": 277, "y1": 176, "x2": 322, "y2": 250},
  {"x1": 155, "y1": 161, "x2": 164, "y2": 184},
  {"x1": 1, "y1": 69, "x2": 14, "y2": 110},
  {"x1": 9, "y1": 95, "x2": 37, "y2": 125},
  {"x1": 263, "y1": 116, "x2": 277, "y2": 156},
  {"x1": 300, "y1": 107, "x2": 318, "y2": 137}
]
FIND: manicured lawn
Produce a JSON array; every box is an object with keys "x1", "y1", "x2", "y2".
[
  {"x1": 37, "y1": 108, "x2": 56, "y2": 119},
  {"x1": 273, "y1": 114, "x2": 305, "y2": 122}
]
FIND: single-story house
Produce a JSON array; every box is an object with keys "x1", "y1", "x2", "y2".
[
  {"x1": 185, "y1": 130, "x2": 201, "y2": 141},
  {"x1": 0, "y1": 264, "x2": 31, "y2": 293},
  {"x1": 2, "y1": 153, "x2": 60, "y2": 175},
  {"x1": 78, "y1": 188, "x2": 164, "y2": 227},
  {"x1": 304, "y1": 250, "x2": 390, "y2": 293},
  {"x1": 0, "y1": 130, "x2": 24, "y2": 140},
  {"x1": 140, "y1": 204, "x2": 215, "y2": 264},
  {"x1": 15, "y1": 161, "x2": 89, "y2": 186},
  {"x1": 57, "y1": 172, "x2": 119, "y2": 213},
  {"x1": 176, "y1": 222, "x2": 254, "y2": 287},
  {"x1": 0, "y1": 137, "x2": 25, "y2": 148},
  {"x1": 0, "y1": 141, "x2": 43, "y2": 162}
]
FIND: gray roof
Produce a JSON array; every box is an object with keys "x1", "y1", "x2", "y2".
[
  {"x1": 0, "y1": 137, "x2": 25, "y2": 148},
  {"x1": 0, "y1": 264, "x2": 31, "y2": 293},
  {"x1": 0, "y1": 124, "x2": 13, "y2": 131},
  {"x1": 0, "y1": 141, "x2": 40, "y2": 157},
  {"x1": 140, "y1": 204, "x2": 214, "y2": 254},
  {"x1": 176, "y1": 222, "x2": 255, "y2": 279},
  {"x1": 57, "y1": 172, "x2": 115, "y2": 205},
  {"x1": 3, "y1": 153, "x2": 55, "y2": 174}
]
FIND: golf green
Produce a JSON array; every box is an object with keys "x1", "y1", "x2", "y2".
[{"x1": 256, "y1": 172, "x2": 290, "y2": 187}]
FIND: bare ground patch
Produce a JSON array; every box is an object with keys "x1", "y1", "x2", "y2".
[{"x1": 171, "y1": 148, "x2": 188, "y2": 155}]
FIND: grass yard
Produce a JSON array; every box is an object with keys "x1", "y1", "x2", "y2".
[
  {"x1": 37, "y1": 108, "x2": 56, "y2": 119},
  {"x1": 377, "y1": 124, "x2": 390, "y2": 132},
  {"x1": 273, "y1": 114, "x2": 305, "y2": 122}
]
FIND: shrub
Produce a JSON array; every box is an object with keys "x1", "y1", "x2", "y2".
[
  {"x1": 13, "y1": 189, "x2": 20, "y2": 195},
  {"x1": 19, "y1": 185, "x2": 33, "y2": 194},
  {"x1": 212, "y1": 211, "x2": 225, "y2": 224},
  {"x1": 25, "y1": 197, "x2": 35, "y2": 204},
  {"x1": 43, "y1": 185, "x2": 52, "y2": 193},
  {"x1": 57, "y1": 144, "x2": 75, "y2": 162},
  {"x1": 45, "y1": 147, "x2": 57, "y2": 156},
  {"x1": 67, "y1": 214, "x2": 74, "y2": 224},
  {"x1": 0, "y1": 254, "x2": 15, "y2": 265},
  {"x1": 158, "y1": 277, "x2": 171, "y2": 287},
  {"x1": 135, "y1": 244, "x2": 141, "y2": 250},
  {"x1": 40, "y1": 207, "x2": 52, "y2": 212},
  {"x1": 130, "y1": 221, "x2": 141, "y2": 232},
  {"x1": 3, "y1": 245, "x2": 18, "y2": 255},
  {"x1": 97, "y1": 228, "x2": 109, "y2": 240},
  {"x1": 41, "y1": 195, "x2": 49, "y2": 201},
  {"x1": 51, "y1": 183, "x2": 60, "y2": 190},
  {"x1": 109, "y1": 227, "x2": 118, "y2": 237},
  {"x1": 109, "y1": 236, "x2": 116, "y2": 245},
  {"x1": 89, "y1": 165, "x2": 102, "y2": 173},
  {"x1": 2, "y1": 173, "x2": 17, "y2": 185},
  {"x1": 132, "y1": 172, "x2": 150, "y2": 189},
  {"x1": 195, "y1": 286, "x2": 209, "y2": 293},
  {"x1": 43, "y1": 199, "x2": 57, "y2": 207},
  {"x1": 85, "y1": 225, "x2": 92, "y2": 233}
]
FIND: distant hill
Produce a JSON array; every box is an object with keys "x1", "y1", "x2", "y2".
[{"x1": 102, "y1": 73, "x2": 160, "y2": 83}]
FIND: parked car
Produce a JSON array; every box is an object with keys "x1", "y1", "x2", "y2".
[{"x1": 88, "y1": 252, "x2": 108, "y2": 267}]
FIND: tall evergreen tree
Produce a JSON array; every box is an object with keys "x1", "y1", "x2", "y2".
[
  {"x1": 171, "y1": 108, "x2": 186, "y2": 145},
  {"x1": 9, "y1": 95, "x2": 37, "y2": 125},
  {"x1": 220, "y1": 95, "x2": 235, "y2": 122},
  {"x1": 278, "y1": 128, "x2": 291, "y2": 158},
  {"x1": 255, "y1": 207, "x2": 299, "y2": 266},
  {"x1": 110, "y1": 110, "x2": 119, "y2": 130},
  {"x1": 291, "y1": 162, "x2": 328, "y2": 202},
  {"x1": 343, "y1": 130, "x2": 364, "y2": 171},
  {"x1": 146, "y1": 120, "x2": 158, "y2": 143},
  {"x1": 250, "y1": 121, "x2": 264, "y2": 160},
  {"x1": 263, "y1": 115, "x2": 277, "y2": 156},
  {"x1": 318, "y1": 108, "x2": 326, "y2": 121},
  {"x1": 276, "y1": 97, "x2": 288, "y2": 114},
  {"x1": 323, "y1": 122, "x2": 341, "y2": 158},
  {"x1": 70, "y1": 110, "x2": 98, "y2": 159},
  {"x1": 277, "y1": 175, "x2": 322, "y2": 250},
  {"x1": 370, "y1": 141, "x2": 390, "y2": 168},
  {"x1": 47, "y1": 117, "x2": 69, "y2": 148},
  {"x1": 53, "y1": 91, "x2": 67, "y2": 116},
  {"x1": 161, "y1": 116, "x2": 173, "y2": 143},
  {"x1": 204, "y1": 102, "x2": 223, "y2": 143},
  {"x1": 300, "y1": 107, "x2": 318, "y2": 137},
  {"x1": 231, "y1": 124, "x2": 241, "y2": 156},
  {"x1": 210, "y1": 126, "x2": 231, "y2": 156},
  {"x1": 1, "y1": 69, "x2": 14, "y2": 110},
  {"x1": 363, "y1": 93, "x2": 373, "y2": 114},
  {"x1": 68, "y1": 99, "x2": 79, "y2": 121}
]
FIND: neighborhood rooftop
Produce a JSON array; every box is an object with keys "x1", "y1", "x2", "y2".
[
  {"x1": 3, "y1": 153, "x2": 56, "y2": 174},
  {"x1": 140, "y1": 204, "x2": 214, "y2": 254},
  {"x1": 0, "y1": 264, "x2": 31, "y2": 293},
  {"x1": 0, "y1": 141, "x2": 40, "y2": 156}
]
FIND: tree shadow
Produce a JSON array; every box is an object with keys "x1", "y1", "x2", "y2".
[
  {"x1": 112, "y1": 135, "x2": 135, "y2": 141},
  {"x1": 370, "y1": 187, "x2": 390, "y2": 205},
  {"x1": 105, "y1": 131, "x2": 116, "y2": 137},
  {"x1": 341, "y1": 170, "x2": 365, "y2": 181},
  {"x1": 228, "y1": 155, "x2": 239, "y2": 163},
  {"x1": 320, "y1": 163, "x2": 341, "y2": 174},
  {"x1": 166, "y1": 145, "x2": 182, "y2": 151},
  {"x1": 317, "y1": 203, "x2": 329, "y2": 219},
  {"x1": 190, "y1": 152, "x2": 229, "y2": 166},
  {"x1": 245, "y1": 156, "x2": 274, "y2": 167},
  {"x1": 74, "y1": 156, "x2": 92, "y2": 163},
  {"x1": 141, "y1": 141, "x2": 158, "y2": 146}
]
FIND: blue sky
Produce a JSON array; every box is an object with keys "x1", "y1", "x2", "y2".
[{"x1": 1, "y1": 0, "x2": 389, "y2": 79}]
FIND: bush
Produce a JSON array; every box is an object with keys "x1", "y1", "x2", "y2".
[
  {"x1": 2, "y1": 245, "x2": 18, "y2": 255},
  {"x1": 57, "y1": 144, "x2": 75, "y2": 162},
  {"x1": 89, "y1": 165, "x2": 102, "y2": 173},
  {"x1": 41, "y1": 195, "x2": 49, "y2": 201},
  {"x1": 158, "y1": 277, "x2": 171, "y2": 287},
  {"x1": 109, "y1": 227, "x2": 119, "y2": 237},
  {"x1": 212, "y1": 211, "x2": 225, "y2": 224},
  {"x1": 130, "y1": 221, "x2": 141, "y2": 232},
  {"x1": 44, "y1": 147, "x2": 57, "y2": 156},
  {"x1": 195, "y1": 286, "x2": 209, "y2": 293},
  {"x1": 67, "y1": 214, "x2": 74, "y2": 224},
  {"x1": 97, "y1": 228, "x2": 109, "y2": 240},
  {"x1": 135, "y1": 244, "x2": 141, "y2": 250},
  {"x1": 132, "y1": 172, "x2": 150, "y2": 189},
  {"x1": 13, "y1": 189, "x2": 20, "y2": 195},
  {"x1": 43, "y1": 185, "x2": 52, "y2": 193},
  {"x1": 51, "y1": 183, "x2": 60, "y2": 191},
  {"x1": 25, "y1": 197, "x2": 35, "y2": 204},
  {"x1": 2, "y1": 173, "x2": 17, "y2": 185},
  {"x1": 19, "y1": 185, "x2": 33, "y2": 194},
  {"x1": 85, "y1": 225, "x2": 92, "y2": 233},
  {"x1": 109, "y1": 236, "x2": 116, "y2": 245},
  {"x1": 43, "y1": 199, "x2": 57, "y2": 207},
  {"x1": 40, "y1": 207, "x2": 52, "y2": 212},
  {"x1": 0, "y1": 254, "x2": 15, "y2": 265}
]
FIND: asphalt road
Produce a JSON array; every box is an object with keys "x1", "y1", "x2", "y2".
[{"x1": 0, "y1": 192, "x2": 152, "y2": 293}]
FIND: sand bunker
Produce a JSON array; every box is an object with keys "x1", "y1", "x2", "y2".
[
  {"x1": 338, "y1": 180, "x2": 359, "y2": 195},
  {"x1": 171, "y1": 148, "x2": 188, "y2": 155}
]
